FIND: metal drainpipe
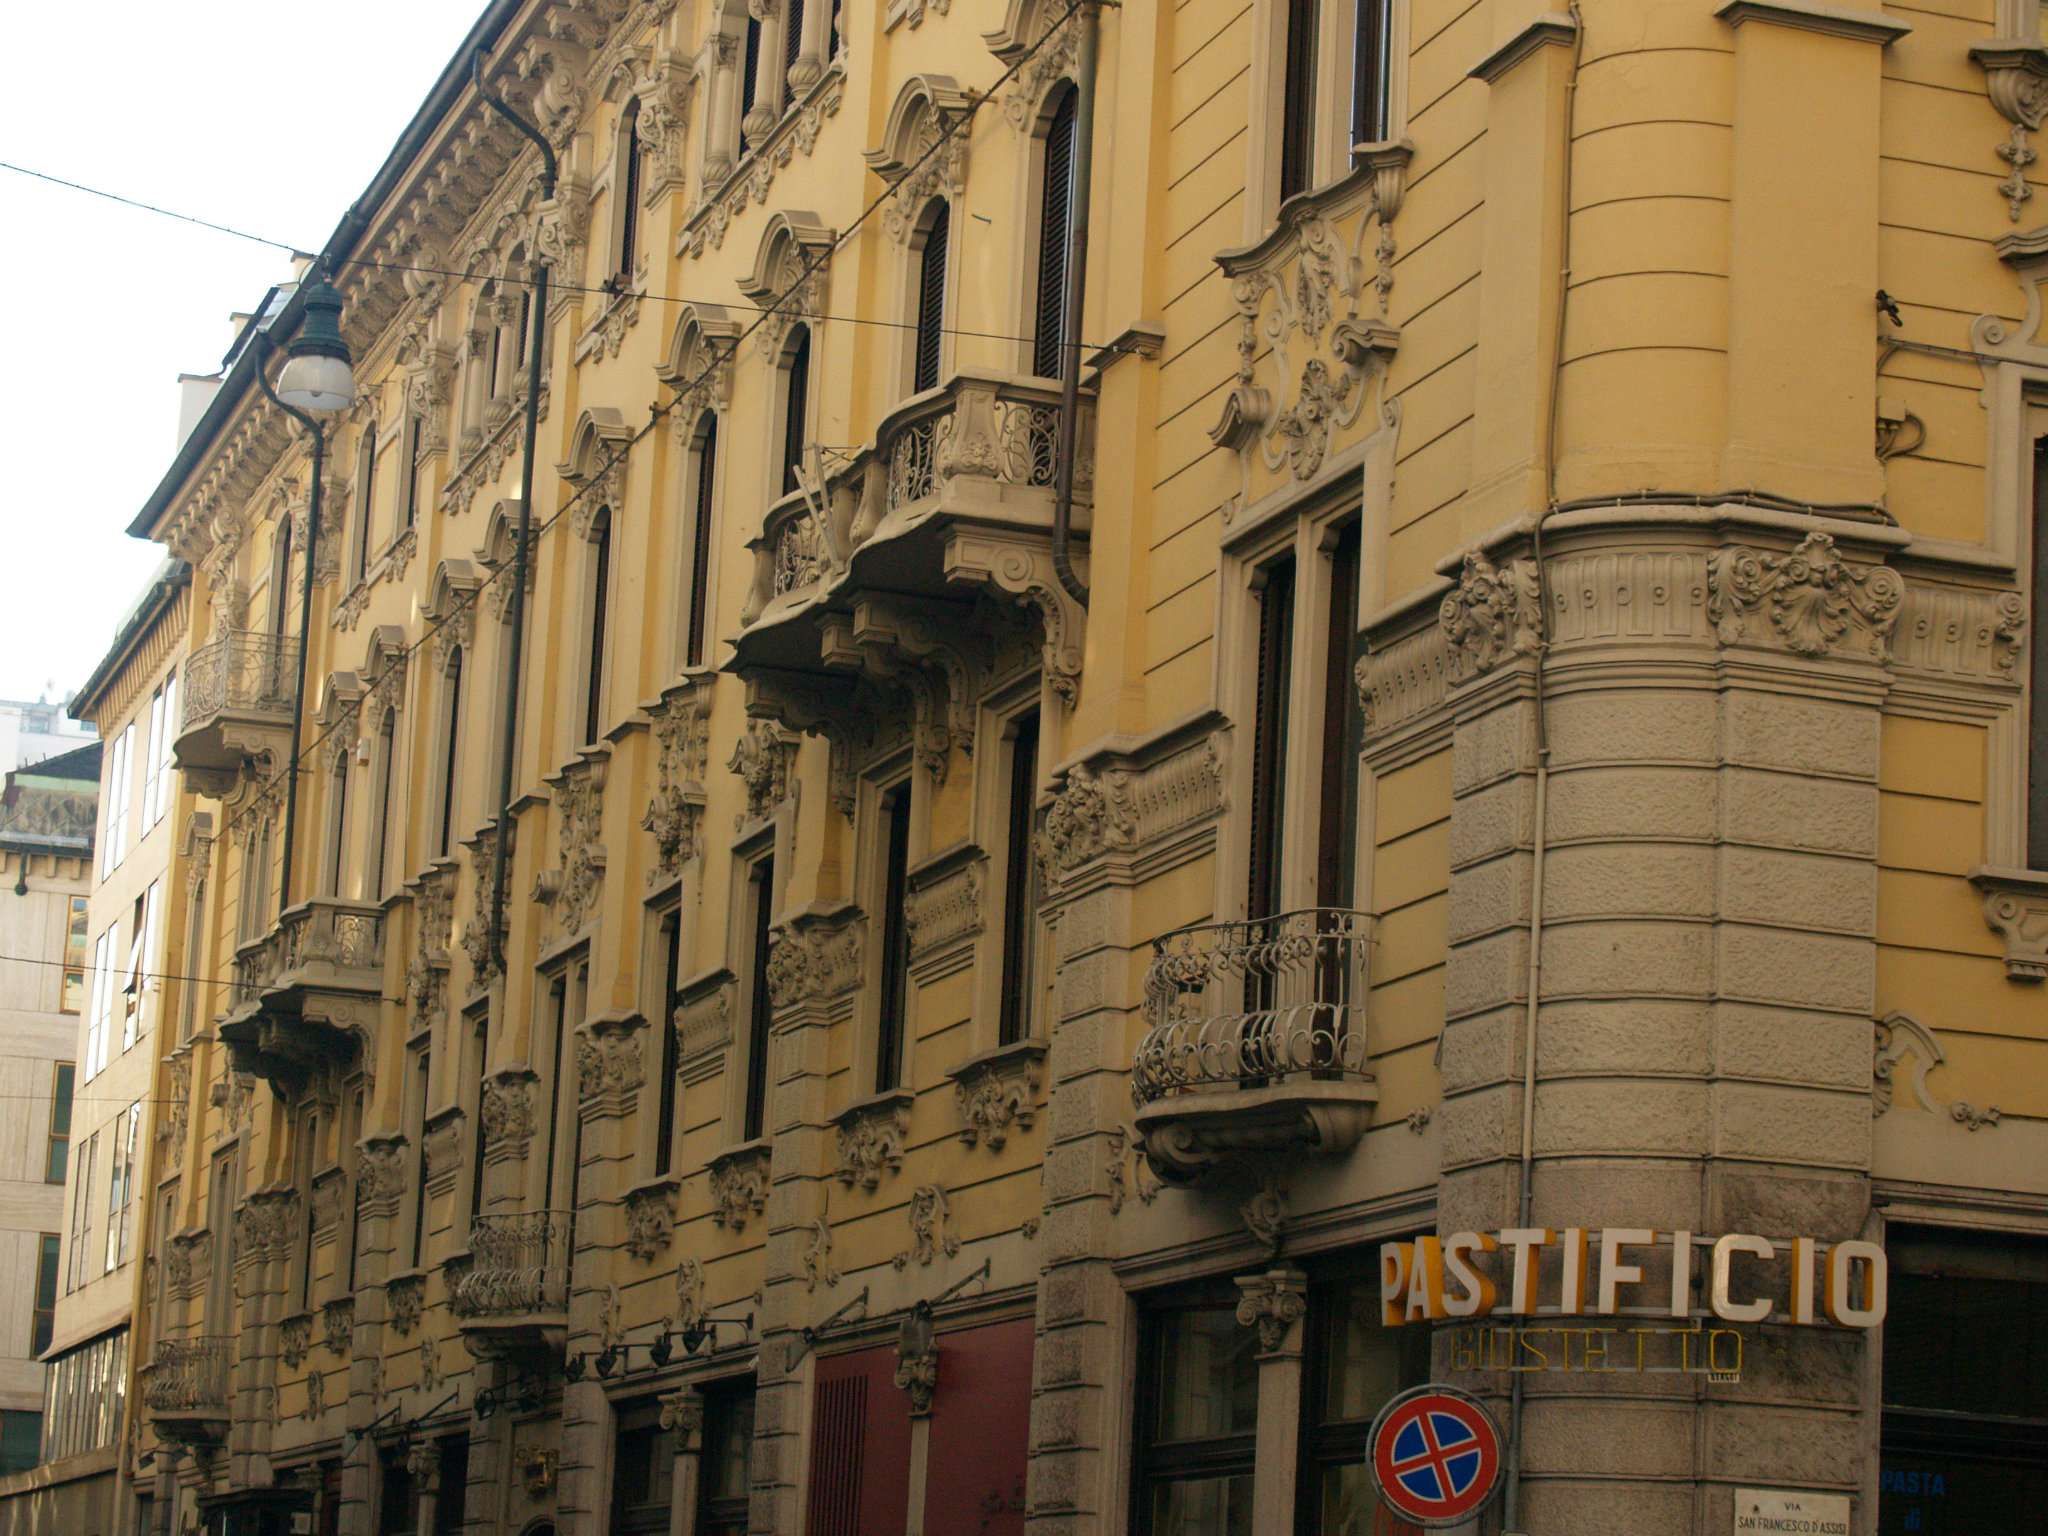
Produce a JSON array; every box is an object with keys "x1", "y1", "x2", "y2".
[
  {"x1": 473, "y1": 52, "x2": 557, "y2": 974},
  {"x1": 1050, "y1": 0, "x2": 1099, "y2": 609},
  {"x1": 253, "y1": 344, "x2": 324, "y2": 914}
]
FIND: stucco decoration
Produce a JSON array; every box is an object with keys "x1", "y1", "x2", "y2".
[
  {"x1": 684, "y1": 67, "x2": 846, "y2": 257},
  {"x1": 322, "y1": 1297, "x2": 354, "y2": 1357},
  {"x1": 1210, "y1": 152, "x2": 1409, "y2": 478},
  {"x1": 534, "y1": 756, "x2": 607, "y2": 943},
  {"x1": 1707, "y1": 533, "x2": 1904, "y2": 659},
  {"x1": 407, "y1": 865, "x2": 456, "y2": 1023},
  {"x1": 835, "y1": 1092, "x2": 912, "y2": 1190},
  {"x1": 280, "y1": 1314, "x2": 311, "y2": 1370},
  {"x1": 558, "y1": 409, "x2": 634, "y2": 538},
  {"x1": 1438, "y1": 552, "x2": 1543, "y2": 676},
  {"x1": 891, "y1": 1184, "x2": 961, "y2": 1269},
  {"x1": 1971, "y1": 867, "x2": 2048, "y2": 982},
  {"x1": 460, "y1": 822, "x2": 506, "y2": 983},
  {"x1": 357, "y1": 1136, "x2": 408, "y2": 1217},
  {"x1": 708, "y1": 1141, "x2": 772, "y2": 1229},
  {"x1": 948, "y1": 1040, "x2": 1046, "y2": 1150},
  {"x1": 576, "y1": 1015, "x2": 647, "y2": 1107},
  {"x1": 1037, "y1": 727, "x2": 1228, "y2": 888},
  {"x1": 481, "y1": 1067, "x2": 541, "y2": 1159},
  {"x1": 387, "y1": 1273, "x2": 425, "y2": 1337},
  {"x1": 864, "y1": 77, "x2": 974, "y2": 244},
  {"x1": 633, "y1": 48, "x2": 697, "y2": 201},
  {"x1": 1240, "y1": 1173, "x2": 1288, "y2": 1255},
  {"x1": 659, "y1": 306, "x2": 741, "y2": 433},
  {"x1": 942, "y1": 533, "x2": 1089, "y2": 709},
  {"x1": 1234, "y1": 1267, "x2": 1308, "y2": 1353},
  {"x1": 304, "y1": 1367, "x2": 326, "y2": 1421},
  {"x1": 623, "y1": 1178, "x2": 678, "y2": 1260},
  {"x1": 418, "y1": 1333, "x2": 443, "y2": 1398},
  {"x1": 675, "y1": 970, "x2": 736, "y2": 1084},
  {"x1": 985, "y1": 0, "x2": 1082, "y2": 131},
  {"x1": 728, "y1": 718, "x2": 796, "y2": 829},
  {"x1": 160, "y1": 1051, "x2": 193, "y2": 1154},
  {"x1": 802, "y1": 1211, "x2": 840, "y2": 1291},
  {"x1": 1872, "y1": 1011, "x2": 2002, "y2": 1129},
  {"x1": 661, "y1": 1388, "x2": 706, "y2": 1445},
  {"x1": 1973, "y1": 38, "x2": 2048, "y2": 220},
  {"x1": 738, "y1": 212, "x2": 835, "y2": 359},
  {"x1": 765, "y1": 918, "x2": 864, "y2": 1008},
  {"x1": 673, "y1": 1257, "x2": 706, "y2": 1333},
  {"x1": 423, "y1": 1106, "x2": 465, "y2": 1195}
]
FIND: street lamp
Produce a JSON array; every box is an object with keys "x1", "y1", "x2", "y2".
[{"x1": 255, "y1": 272, "x2": 356, "y2": 912}]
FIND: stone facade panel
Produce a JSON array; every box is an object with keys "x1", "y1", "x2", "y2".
[
  {"x1": 1721, "y1": 690, "x2": 1880, "y2": 778},
  {"x1": 1713, "y1": 1083, "x2": 1871, "y2": 1168},
  {"x1": 1722, "y1": 770, "x2": 1877, "y2": 857},
  {"x1": 1715, "y1": 925, "x2": 1875, "y2": 1013}
]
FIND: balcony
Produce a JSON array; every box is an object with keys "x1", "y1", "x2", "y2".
[
  {"x1": 452, "y1": 1210, "x2": 574, "y2": 1360},
  {"x1": 730, "y1": 370, "x2": 1093, "y2": 736},
  {"x1": 1132, "y1": 909, "x2": 1379, "y2": 1184},
  {"x1": 175, "y1": 630, "x2": 299, "y2": 799},
  {"x1": 218, "y1": 898, "x2": 384, "y2": 1091},
  {"x1": 142, "y1": 1336, "x2": 232, "y2": 1443}
]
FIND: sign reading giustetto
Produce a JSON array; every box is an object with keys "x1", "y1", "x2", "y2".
[{"x1": 1733, "y1": 1489, "x2": 1851, "y2": 1535}]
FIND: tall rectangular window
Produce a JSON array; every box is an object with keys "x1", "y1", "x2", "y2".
[
  {"x1": 874, "y1": 785, "x2": 913, "y2": 1093},
  {"x1": 655, "y1": 912, "x2": 682, "y2": 1177},
  {"x1": 156, "y1": 670, "x2": 179, "y2": 820},
  {"x1": 139, "y1": 682, "x2": 167, "y2": 829},
  {"x1": 685, "y1": 417, "x2": 719, "y2": 669},
  {"x1": 1352, "y1": 0, "x2": 1393, "y2": 147},
  {"x1": 1248, "y1": 555, "x2": 1297, "y2": 922},
  {"x1": 100, "y1": 724, "x2": 134, "y2": 879},
  {"x1": 30, "y1": 1235, "x2": 58, "y2": 1357},
  {"x1": 2031, "y1": 436, "x2": 2048, "y2": 869},
  {"x1": 353, "y1": 431, "x2": 378, "y2": 585},
  {"x1": 585, "y1": 514, "x2": 613, "y2": 747},
  {"x1": 61, "y1": 897, "x2": 89, "y2": 1013},
  {"x1": 998, "y1": 713, "x2": 1041, "y2": 1046},
  {"x1": 1316, "y1": 523, "x2": 1362, "y2": 913},
  {"x1": 465, "y1": 1003, "x2": 490, "y2": 1223},
  {"x1": 1131, "y1": 1296, "x2": 1259, "y2": 1533},
  {"x1": 67, "y1": 1132, "x2": 97, "y2": 1293},
  {"x1": 105, "y1": 1102, "x2": 139, "y2": 1274},
  {"x1": 1032, "y1": 87, "x2": 1078, "y2": 381},
  {"x1": 913, "y1": 201, "x2": 950, "y2": 394},
  {"x1": 781, "y1": 327, "x2": 812, "y2": 496},
  {"x1": 617, "y1": 104, "x2": 643, "y2": 281},
  {"x1": 45, "y1": 1063, "x2": 73, "y2": 1184},
  {"x1": 699, "y1": 1382, "x2": 757, "y2": 1536},
  {"x1": 403, "y1": 418, "x2": 425, "y2": 530},
  {"x1": 408, "y1": 1043, "x2": 431, "y2": 1268},
  {"x1": 86, "y1": 929, "x2": 115, "y2": 1079},
  {"x1": 743, "y1": 855, "x2": 775, "y2": 1142},
  {"x1": 608, "y1": 1395, "x2": 677, "y2": 1535},
  {"x1": 1278, "y1": 0, "x2": 1320, "y2": 203}
]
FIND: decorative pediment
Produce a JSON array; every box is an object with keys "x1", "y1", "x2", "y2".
[
  {"x1": 865, "y1": 76, "x2": 974, "y2": 243},
  {"x1": 426, "y1": 558, "x2": 485, "y2": 664},
  {"x1": 557, "y1": 407, "x2": 634, "y2": 533},
  {"x1": 658, "y1": 304, "x2": 741, "y2": 429},
  {"x1": 985, "y1": 0, "x2": 1083, "y2": 130},
  {"x1": 534, "y1": 754, "x2": 608, "y2": 943},
  {"x1": 739, "y1": 212, "x2": 835, "y2": 357},
  {"x1": 316, "y1": 673, "x2": 367, "y2": 765},
  {"x1": 1209, "y1": 150, "x2": 1410, "y2": 482},
  {"x1": 645, "y1": 674, "x2": 714, "y2": 881},
  {"x1": 477, "y1": 500, "x2": 536, "y2": 620}
]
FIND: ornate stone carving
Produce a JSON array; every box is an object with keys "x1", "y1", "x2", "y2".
[
  {"x1": 624, "y1": 1179, "x2": 677, "y2": 1261},
  {"x1": 280, "y1": 1313, "x2": 311, "y2": 1369},
  {"x1": 418, "y1": 1332, "x2": 443, "y2": 1398},
  {"x1": 423, "y1": 1107, "x2": 465, "y2": 1193},
  {"x1": 357, "y1": 1137, "x2": 407, "y2": 1216},
  {"x1": 1438, "y1": 551, "x2": 1542, "y2": 676},
  {"x1": 1872, "y1": 1010, "x2": 2003, "y2": 1130},
  {"x1": 1707, "y1": 533, "x2": 1904, "y2": 660},
  {"x1": 660, "y1": 1387, "x2": 705, "y2": 1444},
  {"x1": 387, "y1": 1273, "x2": 425, "y2": 1337},
  {"x1": 534, "y1": 757, "x2": 607, "y2": 942},
  {"x1": 906, "y1": 852, "x2": 985, "y2": 961},
  {"x1": 728, "y1": 718, "x2": 795, "y2": 828},
  {"x1": 891, "y1": 1184, "x2": 961, "y2": 1269},
  {"x1": 407, "y1": 866, "x2": 456, "y2": 1022},
  {"x1": 321, "y1": 1297, "x2": 354, "y2": 1356},
  {"x1": 1038, "y1": 762, "x2": 1136, "y2": 879},
  {"x1": 894, "y1": 1337, "x2": 938, "y2": 1416},
  {"x1": 802, "y1": 1212, "x2": 840, "y2": 1291},
  {"x1": 834, "y1": 1093, "x2": 911, "y2": 1190},
  {"x1": 765, "y1": 919, "x2": 864, "y2": 1008},
  {"x1": 948, "y1": 1041, "x2": 1045, "y2": 1150},
  {"x1": 461, "y1": 824, "x2": 506, "y2": 983},
  {"x1": 481, "y1": 1067, "x2": 540, "y2": 1158},
  {"x1": 576, "y1": 1015, "x2": 646, "y2": 1105},
  {"x1": 707, "y1": 1142, "x2": 772, "y2": 1229},
  {"x1": 676, "y1": 971, "x2": 735, "y2": 1084},
  {"x1": 673, "y1": 1257, "x2": 706, "y2": 1333},
  {"x1": 865, "y1": 81, "x2": 973, "y2": 245},
  {"x1": 1240, "y1": 1174, "x2": 1288, "y2": 1254},
  {"x1": 1973, "y1": 41, "x2": 2048, "y2": 219},
  {"x1": 1233, "y1": 1267, "x2": 1308, "y2": 1353},
  {"x1": 1035, "y1": 725, "x2": 1227, "y2": 892},
  {"x1": 304, "y1": 1366, "x2": 326, "y2": 1420},
  {"x1": 644, "y1": 682, "x2": 712, "y2": 880},
  {"x1": 1973, "y1": 867, "x2": 2048, "y2": 982}
]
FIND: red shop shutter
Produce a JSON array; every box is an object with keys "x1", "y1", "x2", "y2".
[
  {"x1": 808, "y1": 1347, "x2": 911, "y2": 1536},
  {"x1": 923, "y1": 1319, "x2": 1035, "y2": 1536}
]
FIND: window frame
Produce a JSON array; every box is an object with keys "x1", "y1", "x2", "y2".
[
  {"x1": 44, "y1": 1062, "x2": 74, "y2": 1185},
  {"x1": 907, "y1": 197, "x2": 953, "y2": 397},
  {"x1": 1129, "y1": 1285, "x2": 1261, "y2": 1536},
  {"x1": 681, "y1": 409, "x2": 722, "y2": 672},
  {"x1": 869, "y1": 774, "x2": 916, "y2": 1095}
]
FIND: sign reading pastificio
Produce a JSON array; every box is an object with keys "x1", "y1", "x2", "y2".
[
  {"x1": 1379, "y1": 1229, "x2": 1888, "y2": 1328},
  {"x1": 1733, "y1": 1488, "x2": 1851, "y2": 1535}
]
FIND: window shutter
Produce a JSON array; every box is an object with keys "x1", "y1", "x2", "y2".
[
  {"x1": 781, "y1": 328, "x2": 811, "y2": 495},
  {"x1": 784, "y1": 0, "x2": 806, "y2": 83},
  {"x1": 805, "y1": 1374, "x2": 867, "y2": 1536},
  {"x1": 914, "y1": 201, "x2": 950, "y2": 393},
  {"x1": 439, "y1": 650, "x2": 463, "y2": 857},
  {"x1": 741, "y1": 16, "x2": 763, "y2": 122},
  {"x1": 686, "y1": 415, "x2": 718, "y2": 669},
  {"x1": 619, "y1": 108, "x2": 642, "y2": 277},
  {"x1": 1247, "y1": 555, "x2": 1296, "y2": 924},
  {"x1": 585, "y1": 520, "x2": 611, "y2": 746},
  {"x1": 1032, "y1": 88, "x2": 1077, "y2": 380},
  {"x1": 1279, "y1": 0, "x2": 1319, "y2": 201}
]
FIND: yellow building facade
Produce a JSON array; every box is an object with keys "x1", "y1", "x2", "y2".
[{"x1": 113, "y1": 0, "x2": 2048, "y2": 1532}]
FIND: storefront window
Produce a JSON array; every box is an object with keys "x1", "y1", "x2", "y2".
[
  {"x1": 609, "y1": 1396, "x2": 675, "y2": 1535},
  {"x1": 1880, "y1": 1227, "x2": 2048, "y2": 1534},
  {"x1": 1304, "y1": 1275, "x2": 1430, "y2": 1534},
  {"x1": 700, "y1": 1381, "x2": 756, "y2": 1536},
  {"x1": 1133, "y1": 1299, "x2": 1259, "y2": 1536}
]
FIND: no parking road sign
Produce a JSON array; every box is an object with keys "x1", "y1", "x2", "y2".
[{"x1": 1367, "y1": 1384, "x2": 1506, "y2": 1528}]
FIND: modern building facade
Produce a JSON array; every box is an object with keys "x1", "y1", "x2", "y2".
[
  {"x1": 0, "y1": 695, "x2": 96, "y2": 777},
  {"x1": 98, "y1": 0, "x2": 2048, "y2": 1533},
  {"x1": 0, "y1": 744, "x2": 99, "y2": 1482}
]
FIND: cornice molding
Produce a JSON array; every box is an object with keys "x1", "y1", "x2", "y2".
[
  {"x1": 1713, "y1": 0, "x2": 1910, "y2": 46},
  {"x1": 1468, "y1": 13, "x2": 1580, "y2": 84}
]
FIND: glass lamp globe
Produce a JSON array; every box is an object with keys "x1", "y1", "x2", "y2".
[{"x1": 275, "y1": 277, "x2": 356, "y2": 413}]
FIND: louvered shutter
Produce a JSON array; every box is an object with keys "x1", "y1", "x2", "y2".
[
  {"x1": 741, "y1": 15, "x2": 762, "y2": 121},
  {"x1": 685, "y1": 415, "x2": 717, "y2": 668},
  {"x1": 1032, "y1": 87, "x2": 1077, "y2": 380},
  {"x1": 784, "y1": 0, "x2": 805, "y2": 82},
  {"x1": 806, "y1": 1373, "x2": 866, "y2": 1536},
  {"x1": 914, "y1": 201, "x2": 949, "y2": 393},
  {"x1": 781, "y1": 328, "x2": 811, "y2": 495}
]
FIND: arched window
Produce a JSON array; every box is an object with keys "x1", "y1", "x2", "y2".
[
  {"x1": 584, "y1": 511, "x2": 613, "y2": 746},
  {"x1": 1032, "y1": 84, "x2": 1078, "y2": 380},
  {"x1": 437, "y1": 648, "x2": 464, "y2": 858},
  {"x1": 913, "y1": 200, "x2": 950, "y2": 394},
  {"x1": 740, "y1": 12, "x2": 764, "y2": 124},
  {"x1": 685, "y1": 413, "x2": 719, "y2": 669},
  {"x1": 1279, "y1": 0, "x2": 1320, "y2": 202},
  {"x1": 616, "y1": 102, "x2": 643, "y2": 281},
  {"x1": 780, "y1": 326, "x2": 811, "y2": 496}
]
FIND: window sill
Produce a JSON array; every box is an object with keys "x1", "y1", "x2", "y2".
[{"x1": 1971, "y1": 865, "x2": 2048, "y2": 981}]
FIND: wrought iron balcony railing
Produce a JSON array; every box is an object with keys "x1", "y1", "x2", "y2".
[
  {"x1": 181, "y1": 630, "x2": 298, "y2": 731},
  {"x1": 1132, "y1": 909, "x2": 1379, "y2": 1183},
  {"x1": 144, "y1": 1336, "x2": 233, "y2": 1416},
  {"x1": 454, "y1": 1210, "x2": 574, "y2": 1318}
]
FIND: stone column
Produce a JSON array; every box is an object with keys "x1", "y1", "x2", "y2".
[
  {"x1": 661, "y1": 1387, "x2": 705, "y2": 1536},
  {"x1": 702, "y1": 32, "x2": 741, "y2": 186},
  {"x1": 1234, "y1": 1268, "x2": 1308, "y2": 1536},
  {"x1": 740, "y1": 0, "x2": 784, "y2": 147},
  {"x1": 787, "y1": 0, "x2": 828, "y2": 94}
]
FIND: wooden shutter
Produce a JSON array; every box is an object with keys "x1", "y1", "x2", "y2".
[
  {"x1": 874, "y1": 787, "x2": 913, "y2": 1092},
  {"x1": 686, "y1": 415, "x2": 718, "y2": 668},
  {"x1": 585, "y1": 518, "x2": 611, "y2": 745},
  {"x1": 998, "y1": 712, "x2": 1040, "y2": 1045},
  {"x1": 741, "y1": 15, "x2": 762, "y2": 122},
  {"x1": 1279, "y1": 0, "x2": 1319, "y2": 201},
  {"x1": 1032, "y1": 87, "x2": 1077, "y2": 380},
  {"x1": 438, "y1": 649, "x2": 462, "y2": 857},
  {"x1": 781, "y1": 328, "x2": 811, "y2": 495},
  {"x1": 784, "y1": 0, "x2": 806, "y2": 82},
  {"x1": 1247, "y1": 554, "x2": 1296, "y2": 924},
  {"x1": 743, "y1": 854, "x2": 775, "y2": 1140},
  {"x1": 914, "y1": 201, "x2": 949, "y2": 392},
  {"x1": 619, "y1": 107, "x2": 642, "y2": 277}
]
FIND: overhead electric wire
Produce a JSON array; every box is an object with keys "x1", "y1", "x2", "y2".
[{"x1": 187, "y1": 0, "x2": 1093, "y2": 870}]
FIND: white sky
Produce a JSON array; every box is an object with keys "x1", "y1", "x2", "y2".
[{"x1": 0, "y1": 0, "x2": 486, "y2": 705}]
